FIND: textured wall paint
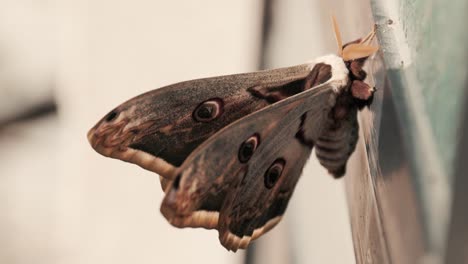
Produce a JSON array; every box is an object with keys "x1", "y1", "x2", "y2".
[
  {"x1": 373, "y1": 0, "x2": 468, "y2": 178},
  {"x1": 371, "y1": 0, "x2": 468, "y2": 261},
  {"x1": 402, "y1": 0, "x2": 468, "y2": 178}
]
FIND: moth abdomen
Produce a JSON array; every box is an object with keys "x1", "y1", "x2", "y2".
[{"x1": 315, "y1": 108, "x2": 359, "y2": 178}]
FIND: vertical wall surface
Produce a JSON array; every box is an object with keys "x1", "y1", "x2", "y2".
[
  {"x1": 345, "y1": 0, "x2": 468, "y2": 263},
  {"x1": 264, "y1": 0, "x2": 468, "y2": 263}
]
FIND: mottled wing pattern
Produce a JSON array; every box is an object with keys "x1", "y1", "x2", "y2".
[
  {"x1": 87, "y1": 63, "x2": 333, "y2": 188},
  {"x1": 160, "y1": 82, "x2": 339, "y2": 251}
]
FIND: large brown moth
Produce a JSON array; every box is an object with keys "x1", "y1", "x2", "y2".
[{"x1": 87, "y1": 17, "x2": 378, "y2": 251}]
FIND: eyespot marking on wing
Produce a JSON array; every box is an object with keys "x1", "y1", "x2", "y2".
[
  {"x1": 264, "y1": 159, "x2": 285, "y2": 189},
  {"x1": 238, "y1": 134, "x2": 260, "y2": 163},
  {"x1": 193, "y1": 98, "x2": 224, "y2": 122}
]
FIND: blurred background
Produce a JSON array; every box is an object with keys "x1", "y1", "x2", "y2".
[{"x1": 2, "y1": 0, "x2": 468, "y2": 264}]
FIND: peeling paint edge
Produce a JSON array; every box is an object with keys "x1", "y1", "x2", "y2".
[{"x1": 371, "y1": 0, "x2": 412, "y2": 69}]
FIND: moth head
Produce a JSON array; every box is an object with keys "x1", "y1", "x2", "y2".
[
  {"x1": 331, "y1": 15, "x2": 378, "y2": 107},
  {"x1": 332, "y1": 15, "x2": 379, "y2": 62}
]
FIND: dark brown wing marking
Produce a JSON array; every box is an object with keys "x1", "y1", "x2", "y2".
[
  {"x1": 160, "y1": 83, "x2": 337, "y2": 251},
  {"x1": 87, "y1": 63, "x2": 333, "y2": 186},
  {"x1": 247, "y1": 63, "x2": 332, "y2": 103}
]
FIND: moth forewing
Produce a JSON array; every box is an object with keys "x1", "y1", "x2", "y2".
[{"x1": 87, "y1": 61, "x2": 333, "y2": 189}]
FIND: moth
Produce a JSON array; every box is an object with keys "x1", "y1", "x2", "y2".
[{"x1": 87, "y1": 17, "x2": 378, "y2": 252}]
